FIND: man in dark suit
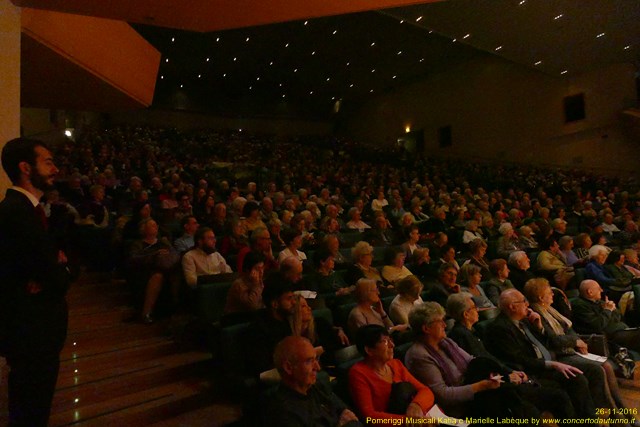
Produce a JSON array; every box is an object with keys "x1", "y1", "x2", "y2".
[
  {"x1": 0, "y1": 138, "x2": 70, "y2": 426},
  {"x1": 485, "y1": 289, "x2": 596, "y2": 420}
]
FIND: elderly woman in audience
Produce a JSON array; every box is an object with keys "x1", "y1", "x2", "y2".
[
  {"x1": 278, "y1": 228, "x2": 307, "y2": 263},
  {"x1": 408, "y1": 247, "x2": 435, "y2": 281},
  {"x1": 496, "y1": 222, "x2": 522, "y2": 258},
  {"x1": 508, "y1": 251, "x2": 534, "y2": 291},
  {"x1": 536, "y1": 237, "x2": 574, "y2": 289},
  {"x1": 218, "y1": 218, "x2": 248, "y2": 258},
  {"x1": 371, "y1": 191, "x2": 389, "y2": 213},
  {"x1": 518, "y1": 225, "x2": 538, "y2": 250},
  {"x1": 623, "y1": 248, "x2": 640, "y2": 276},
  {"x1": 347, "y1": 279, "x2": 408, "y2": 339},
  {"x1": 241, "y1": 201, "x2": 266, "y2": 233},
  {"x1": 427, "y1": 263, "x2": 461, "y2": 307},
  {"x1": 464, "y1": 239, "x2": 491, "y2": 281},
  {"x1": 348, "y1": 325, "x2": 435, "y2": 421},
  {"x1": 484, "y1": 259, "x2": 515, "y2": 306},
  {"x1": 438, "y1": 244, "x2": 460, "y2": 272},
  {"x1": 523, "y1": 278, "x2": 627, "y2": 412},
  {"x1": 346, "y1": 241, "x2": 384, "y2": 288},
  {"x1": 462, "y1": 220, "x2": 483, "y2": 245},
  {"x1": 585, "y1": 245, "x2": 632, "y2": 303},
  {"x1": 573, "y1": 232, "x2": 592, "y2": 261},
  {"x1": 558, "y1": 235, "x2": 580, "y2": 267},
  {"x1": 128, "y1": 218, "x2": 180, "y2": 323},
  {"x1": 288, "y1": 295, "x2": 349, "y2": 364},
  {"x1": 268, "y1": 218, "x2": 286, "y2": 252},
  {"x1": 604, "y1": 250, "x2": 639, "y2": 287},
  {"x1": 302, "y1": 247, "x2": 355, "y2": 306},
  {"x1": 404, "y1": 302, "x2": 519, "y2": 418},
  {"x1": 388, "y1": 275, "x2": 424, "y2": 325},
  {"x1": 346, "y1": 207, "x2": 371, "y2": 232},
  {"x1": 224, "y1": 251, "x2": 265, "y2": 316},
  {"x1": 458, "y1": 263, "x2": 494, "y2": 309},
  {"x1": 323, "y1": 233, "x2": 347, "y2": 268},
  {"x1": 381, "y1": 246, "x2": 413, "y2": 285}
]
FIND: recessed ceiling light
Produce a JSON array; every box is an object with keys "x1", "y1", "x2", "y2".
[
  {"x1": 160, "y1": 75, "x2": 164, "y2": 79},
  {"x1": 223, "y1": 73, "x2": 226, "y2": 77},
  {"x1": 392, "y1": 75, "x2": 397, "y2": 79},
  {"x1": 171, "y1": 37, "x2": 175, "y2": 42},
  {"x1": 326, "y1": 77, "x2": 330, "y2": 81},
  {"x1": 350, "y1": 84, "x2": 354, "y2": 88},
  {"x1": 519, "y1": 0, "x2": 526, "y2": 4},
  {"x1": 294, "y1": 69, "x2": 298, "y2": 73},
  {"x1": 279, "y1": 83, "x2": 283, "y2": 87},
  {"x1": 198, "y1": 74, "x2": 201, "y2": 78},
  {"x1": 370, "y1": 89, "x2": 374, "y2": 93},
  {"x1": 463, "y1": 34, "x2": 471, "y2": 39},
  {"x1": 534, "y1": 61, "x2": 542, "y2": 65},
  {"x1": 312, "y1": 51, "x2": 316, "y2": 55},
  {"x1": 624, "y1": 45, "x2": 631, "y2": 50},
  {"x1": 309, "y1": 91, "x2": 314, "y2": 94},
  {"x1": 333, "y1": 30, "x2": 337, "y2": 35},
  {"x1": 206, "y1": 57, "x2": 210, "y2": 62},
  {"x1": 285, "y1": 43, "x2": 290, "y2": 48},
  {"x1": 304, "y1": 21, "x2": 308, "y2": 25},
  {"x1": 554, "y1": 14, "x2": 563, "y2": 20},
  {"x1": 270, "y1": 61, "x2": 274, "y2": 65},
  {"x1": 397, "y1": 51, "x2": 402, "y2": 55},
  {"x1": 420, "y1": 58, "x2": 425, "y2": 62},
  {"x1": 400, "y1": 20, "x2": 404, "y2": 24},
  {"x1": 495, "y1": 46, "x2": 503, "y2": 51},
  {"x1": 256, "y1": 77, "x2": 260, "y2": 81},
  {"x1": 233, "y1": 57, "x2": 237, "y2": 61},
  {"x1": 560, "y1": 70, "x2": 568, "y2": 75},
  {"x1": 249, "y1": 86, "x2": 252, "y2": 90},
  {"x1": 452, "y1": 38, "x2": 457, "y2": 43},
  {"x1": 180, "y1": 84, "x2": 183, "y2": 88},
  {"x1": 332, "y1": 97, "x2": 335, "y2": 100},
  {"x1": 282, "y1": 94, "x2": 286, "y2": 98},
  {"x1": 596, "y1": 32, "x2": 605, "y2": 38},
  {"x1": 370, "y1": 42, "x2": 376, "y2": 47},
  {"x1": 165, "y1": 58, "x2": 169, "y2": 63},
  {"x1": 429, "y1": 30, "x2": 434, "y2": 34},
  {"x1": 416, "y1": 16, "x2": 423, "y2": 22},
  {"x1": 216, "y1": 37, "x2": 220, "y2": 42},
  {"x1": 371, "y1": 69, "x2": 376, "y2": 73},
  {"x1": 246, "y1": 37, "x2": 250, "y2": 42},
  {"x1": 346, "y1": 62, "x2": 350, "y2": 66}
]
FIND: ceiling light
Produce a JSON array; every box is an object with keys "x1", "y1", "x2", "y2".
[
  {"x1": 350, "y1": 84, "x2": 354, "y2": 88},
  {"x1": 400, "y1": 20, "x2": 404, "y2": 24},
  {"x1": 370, "y1": 42, "x2": 376, "y2": 47},
  {"x1": 304, "y1": 21, "x2": 308, "y2": 25},
  {"x1": 420, "y1": 58, "x2": 425, "y2": 62},
  {"x1": 234, "y1": 57, "x2": 237, "y2": 62},
  {"x1": 246, "y1": 37, "x2": 250, "y2": 42},
  {"x1": 393, "y1": 75, "x2": 397, "y2": 79},
  {"x1": 171, "y1": 37, "x2": 175, "y2": 42},
  {"x1": 312, "y1": 51, "x2": 316, "y2": 55},
  {"x1": 165, "y1": 58, "x2": 169, "y2": 63},
  {"x1": 326, "y1": 77, "x2": 330, "y2": 81},
  {"x1": 416, "y1": 16, "x2": 423, "y2": 22},
  {"x1": 223, "y1": 73, "x2": 227, "y2": 77},
  {"x1": 596, "y1": 32, "x2": 605, "y2": 38},
  {"x1": 534, "y1": 61, "x2": 542, "y2": 65},
  {"x1": 64, "y1": 130, "x2": 72, "y2": 137},
  {"x1": 519, "y1": 0, "x2": 526, "y2": 4},
  {"x1": 463, "y1": 34, "x2": 471, "y2": 39},
  {"x1": 249, "y1": 86, "x2": 252, "y2": 90},
  {"x1": 279, "y1": 83, "x2": 283, "y2": 87},
  {"x1": 282, "y1": 94, "x2": 286, "y2": 98},
  {"x1": 495, "y1": 46, "x2": 503, "y2": 51},
  {"x1": 270, "y1": 61, "x2": 274, "y2": 65},
  {"x1": 370, "y1": 89, "x2": 374, "y2": 93},
  {"x1": 256, "y1": 77, "x2": 260, "y2": 81},
  {"x1": 331, "y1": 97, "x2": 335, "y2": 100},
  {"x1": 397, "y1": 51, "x2": 402, "y2": 55},
  {"x1": 346, "y1": 62, "x2": 350, "y2": 66},
  {"x1": 294, "y1": 69, "x2": 298, "y2": 73},
  {"x1": 554, "y1": 14, "x2": 563, "y2": 20},
  {"x1": 285, "y1": 43, "x2": 290, "y2": 47},
  {"x1": 333, "y1": 30, "x2": 337, "y2": 35},
  {"x1": 624, "y1": 45, "x2": 631, "y2": 50},
  {"x1": 206, "y1": 57, "x2": 210, "y2": 62},
  {"x1": 309, "y1": 91, "x2": 314, "y2": 94},
  {"x1": 429, "y1": 30, "x2": 433, "y2": 34},
  {"x1": 216, "y1": 37, "x2": 220, "y2": 42},
  {"x1": 198, "y1": 74, "x2": 201, "y2": 78},
  {"x1": 560, "y1": 70, "x2": 568, "y2": 75},
  {"x1": 452, "y1": 38, "x2": 457, "y2": 43},
  {"x1": 371, "y1": 69, "x2": 376, "y2": 73},
  {"x1": 160, "y1": 75, "x2": 164, "y2": 79},
  {"x1": 180, "y1": 84, "x2": 183, "y2": 88}
]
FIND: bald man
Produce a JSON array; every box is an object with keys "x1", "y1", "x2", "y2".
[
  {"x1": 572, "y1": 279, "x2": 640, "y2": 353},
  {"x1": 265, "y1": 336, "x2": 361, "y2": 426},
  {"x1": 485, "y1": 289, "x2": 595, "y2": 419}
]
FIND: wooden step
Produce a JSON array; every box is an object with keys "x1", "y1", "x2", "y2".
[{"x1": 61, "y1": 335, "x2": 174, "y2": 361}]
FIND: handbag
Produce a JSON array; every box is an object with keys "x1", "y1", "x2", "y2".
[
  {"x1": 387, "y1": 381, "x2": 417, "y2": 414},
  {"x1": 579, "y1": 334, "x2": 609, "y2": 357}
]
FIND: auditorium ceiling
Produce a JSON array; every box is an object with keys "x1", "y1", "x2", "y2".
[{"x1": 16, "y1": 0, "x2": 640, "y2": 119}]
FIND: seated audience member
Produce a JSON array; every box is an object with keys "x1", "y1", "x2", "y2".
[
  {"x1": 536, "y1": 238, "x2": 574, "y2": 289},
  {"x1": 347, "y1": 279, "x2": 408, "y2": 339},
  {"x1": 302, "y1": 247, "x2": 354, "y2": 307},
  {"x1": 371, "y1": 191, "x2": 389, "y2": 213},
  {"x1": 623, "y1": 248, "x2": 640, "y2": 277},
  {"x1": 604, "y1": 249, "x2": 639, "y2": 289},
  {"x1": 464, "y1": 239, "x2": 491, "y2": 281},
  {"x1": 558, "y1": 235, "x2": 580, "y2": 267},
  {"x1": 508, "y1": 251, "x2": 534, "y2": 291},
  {"x1": 518, "y1": 226, "x2": 538, "y2": 250},
  {"x1": 266, "y1": 336, "x2": 362, "y2": 427},
  {"x1": 236, "y1": 227, "x2": 278, "y2": 274},
  {"x1": 550, "y1": 218, "x2": 567, "y2": 241},
  {"x1": 601, "y1": 213, "x2": 620, "y2": 238},
  {"x1": 173, "y1": 215, "x2": 199, "y2": 253},
  {"x1": 425, "y1": 207, "x2": 448, "y2": 234},
  {"x1": 280, "y1": 256, "x2": 304, "y2": 289},
  {"x1": 462, "y1": 220, "x2": 483, "y2": 245},
  {"x1": 218, "y1": 219, "x2": 248, "y2": 258},
  {"x1": 122, "y1": 201, "x2": 154, "y2": 241},
  {"x1": 345, "y1": 241, "x2": 384, "y2": 288},
  {"x1": 209, "y1": 202, "x2": 228, "y2": 238},
  {"x1": 407, "y1": 248, "x2": 435, "y2": 281},
  {"x1": 481, "y1": 217, "x2": 499, "y2": 240},
  {"x1": 365, "y1": 214, "x2": 398, "y2": 247},
  {"x1": 181, "y1": 227, "x2": 232, "y2": 288},
  {"x1": 246, "y1": 276, "x2": 296, "y2": 375},
  {"x1": 346, "y1": 207, "x2": 371, "y2": 232},
  {"x1": 483, "y1": 259, "x2": 515, "y2": 307},
  {"x1": 381, "y1": 247, "x2": 413, "y2": 285},
  {"x1": 571, "y1": 280, "x2": 640, "y2": 353},
  {"x1": 458, "y1": 264, "x2": 494, "y2": 309},
  {"x1": 429, "y1": 232, "x2": 449, "y2": 260},
  {"x1": 485, "y1": 289, "x2": 596, "y2": 418},
  {"x1": 446, "y1": 293, "x2": 575, "y2": 420},
  {"x1": 323, "y1": 233, "x2": 348, "y2": 268},
  {"x1": 427, "y1": 263, "x2": 461, "y2": 307},
  {"x1": 405, "y1": 302, "x2": 535, "y2": 419},
  {"x1": 388, "y1": 275, "x2": 424, "y2": 325},
  {"x1": 348, "y1": 325, "x2": 435, "y2": 421},
  {"x1": 278, "y1": 229, "x2": 307, "y2": 264},
  {"x1": 242, "y1": 201, "x2": 266, "y2": 233},
  {"x1": 224, "y1": 251, "x2": 265, "y2": 316},
  {"x1": 573, "y1": 233, "x2": 592, "y2": 261},
  {"x1": 400, "y1": 225, "x2": 421, "y2": 258},
  {"x1": 523, "y1": 279, "x2": 628, "y2": 412},
  {"x1": 289, "y1": 295, "x2": 349, "y2": 364},
  {"x1": 585, "y1": 245, "x2": 632, "y2": 303},
  {"x1": 77, "y1": 184, "x2": 110, "y2": 228},
  {"x1": 128, "y1": 218, "x2": 180, "y2": 323},
  {"x1": 496, "y1": 222, "x2": 522, "y2": 259}
]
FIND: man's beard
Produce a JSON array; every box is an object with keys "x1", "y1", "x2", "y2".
[
  {"x1": 31, "y1": 169, "x2": 56, "y2": 192},
  {"x1": 202, "y1": 245, "x2": 217, "y2": 255}
]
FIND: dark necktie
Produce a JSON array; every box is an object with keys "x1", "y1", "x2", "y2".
[
  {"x1": 35, "y1": 204, "x2": 48, "y2": 230},
  {"x1": 518, "y1": 322, "x2": 552, "y2": 361}
]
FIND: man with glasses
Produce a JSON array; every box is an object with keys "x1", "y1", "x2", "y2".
[{"x1": 485, "y1": 289, "x2": 596, "y2": 419}]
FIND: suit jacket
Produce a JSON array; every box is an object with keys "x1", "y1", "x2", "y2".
[
  {"x1": 485, "y1": 313, "x2": 548, "y2": 375},
  {"x1": 570, "y1": 296, "x2": 628, "y2": 336},
  {"x1": 0, "y1": 188, "x2": 69, "y2": 356}
]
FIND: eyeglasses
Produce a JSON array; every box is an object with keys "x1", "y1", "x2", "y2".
[
  {"x1": 378, "y1": 337, "x2": 394, "y2": 346},
  {"x1": 512, "y1": 299, "x2": 528, "y2": 305}
]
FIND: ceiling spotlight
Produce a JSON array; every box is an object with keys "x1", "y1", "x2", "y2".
[
  {"x1": 400, "y1": 20, "x2": 404, "y2": 24},
  {"x1": 429, "y1": 30, "x2": 434, "y2": 34},
  {"x1": 495, "y1": 46, "x2": 503, "y2": 51},
  {"x1": 624, "y1": 45, "x2": 631, "y2": 50},
  {"x1": 326, "y1": 77, "x2": 330, "y2": 81},
  {"x1": 171, "y1": 37, "x2": 175, "y2": 42},
  {"x1": 246, "y1": 37, "x2": 250, "y2": 42},
  {"x1": 285, "y1": 43, "x2": 290, "y2": 47},
  {"x1": 198, "y1": 74, "x2": 201, "y2": 78},
  {"x1": 270, "y1": 61, "x2": 274, "y2": 65},
  {"x1": 160, "y1": 75, "x2": 164, "y2": 79},
  {"x1": 256, "y1": 77, "x2": 260, "y2": 81},
  {"x1": 371, "y1": 69, "x2": 376, "y2": 73},
  {"x1": 370, "y1": 89, "x2": 374, "y2": 93},
  {"x1": 370, "y1": 42, "x2": 376, "y2": 47},
  {"x1": 560, "y1": 70, "x2": 568, "y2": 75},
  {"x1": 452, "y1": 38, "x2": 457, "y2": 43},
  {"x1": 165, "y1": 58, "x2": 169, "y2": 63},
  {"x1": 534, "y1": 61, "x2": 542, "y2": 65},
  {"x1": 416, "y1": 16, "x2": 423, "y2": 22},
  {"x1": 282, "y1": 94, "x2": 286, "y2": 98},
  {"x1": 350, "y1": 84, "x2": 354, "y2": 88},
  {"x1": 312, "y1": 51, "x2": 316, "y2": 55},
  {"x1": 420, "y1": 58, "x2": 425, "y2": 62},
  {"x1": 206, "y1": 57, "x2": 210, "y2": 62},
  {"x1": 294, "y1": 69, "x2": 298, "y2": 73},
  {"x1": 333, "y1": 30, "x2": 337, "y2": 35},
  {"x1": 397, "y1": 51, "x2": 402, "y2": 55},
  {"x1": 346, "y1": 62, "x2": 350, "y2": 66},
  {"x1": 519, "y1": 0, "x2": 526, "y2": 4},
  {"x1": 463, "y1": 34, "x2": 471, "y2": 39},
  {"x1": 279, "y1": 83, "x2": 283, "y2": 87},
  {"x1": 223, "y1": 73, "x2": 227, "y2": 77},
  {"x1": 180, "y1": 84, "x2": 183, "y2": 88},
  {"x1": 392, "y1": 75, "x2": 397, "y2": 79},
  {"x1": 249, "y1": 86, "x2": 252, "y2": 90},
  {"x1": 304, "y1": 21, "x2": 308, "y2": 25},
  {"x1": 216, "y1": 37, "x2": 220, "y2": 42},
  {"x1": 554, "y1": 14, "x2": 563, "y2": 20},
  {"x1": 309, "y1": 91, "x2": 314, "y2": 94},
  {"x1": 596, "y1": 32, "x2": 605, "y2": 38}
]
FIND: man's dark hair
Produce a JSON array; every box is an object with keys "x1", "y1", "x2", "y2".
[
  {"x1": 313, "y1": 247, "x2": 333, "y2": 268},
  {"x1": 181, "y1": 215, "x2": 197, "y2": 229},
  {"x1": 194, "y1": 226, "x2": 213, "y2": 244},
  {"x1": 1, "y1": 138, "x2": 48, "y2": 184},
  {"x1": 262, "y1": 272, "x2": 293, "y2": 306},
  {"x1": 244, "y1": 250, "x2": 266, "y2": 272}
]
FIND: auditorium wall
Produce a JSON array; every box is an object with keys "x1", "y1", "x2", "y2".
[{"x1": 345, "y1": 57, "x2": 638, "y2": 173}]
